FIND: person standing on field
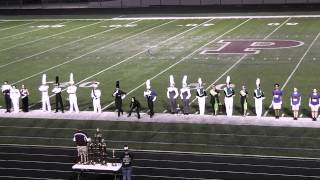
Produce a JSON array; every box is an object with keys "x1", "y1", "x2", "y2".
[
  {"x1": 240, "y1": 85, "x2": 248, "y2": 116},
  {"x1": 2, "y1": 81, "x2": 12, "y2": 113},
  {"x1": 91, "y1": 82, "x2": 102, "y2": 113},
  {"x1": 254, "y1": 78, "x2": 264, "y2": 117},
  {"x1": 67, "y1": 73, "x2": 79, "y2": 113},
  {"x1": 210, "y1": 85, "x2": 220, "y2": 116},
  {"x1": 291, "y1": 87, "x2": 301, "y2": 120},
  {"x1": 309, "y1": 89, "x2": 319, "y2": 121},
  {"x1": 272, "y1": 83, "x2": 283, "y2": 119},
  {"x1": 180, "y1": 75, "x2": 191, "y2": 115},
  {"x1": 223, "y1": 76, "x2": 235, "y2": 117},
  {"x1": 39, "y1": 74, "x2": 51, "y2": 112},
  {"x1": 20, "y1": 84, "x2": 29, "y2": 112},
  {"x1": 167, "y1": 75, "x2": 179, "y2": 114},
  {"x1": 10, "y1": 85, "x2": 20, "y2": 113}
]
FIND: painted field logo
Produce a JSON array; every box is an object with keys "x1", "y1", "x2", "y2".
[{"x1": 201, "y1": 40, "x2": 304, "y2": 54}]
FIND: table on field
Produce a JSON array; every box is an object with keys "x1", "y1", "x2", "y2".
[{"x1": 72, "y1": 163, "x2": 122, "y2": 180}]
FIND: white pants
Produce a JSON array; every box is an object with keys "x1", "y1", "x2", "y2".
[
  {"x1": 255, "y1": 98, "x2": 263, "y2": 117},
  {"x1": 69, "y1": 94, "x2": 79, "y2": 113},
  {"x1": 225, "y1": 97, "x2": 233, "y2": 117},
  {"x1": 93, "y1": 98, "x2": 101, "y2": 113},
  {"x1": 11, "y1": 98, "x2": 19, "y2": 113},
  {"x1": 42, "y1": 95, "x2": 51, "y2": 112},
  {"x1": 197, "y1": 96, "x2": 206, "y2": 115}
]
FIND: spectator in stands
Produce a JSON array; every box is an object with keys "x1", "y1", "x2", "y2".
[
  {"x1": 73, "y1": 129, "x2": 89, "y2": 164},
  {"x1": 121, "y1": 145, "x2": 133, "y2": 180}
]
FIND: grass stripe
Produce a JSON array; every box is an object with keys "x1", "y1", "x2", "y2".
[
  {"x1": 264, "y1": 31, "x2": 320, "y2": 116},
  {"x1": 102, "y1": 18, "x2": 251, "y2": 110}
]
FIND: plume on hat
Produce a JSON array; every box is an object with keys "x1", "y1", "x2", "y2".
[
  {"x1": 226, "y1": 76, "x2": 231, "y2": 85},
  {"x1": 182, "y1": 75, "x2": 187, "y2": 87},
  {"x1": 198, "y1": 78, "x2": 202, "y2": 87},
  {"x1": 146, "y1": 79, "x2": 151, "y2": 89},
  {"x1": 69, "y1": 73, "x2": 74, "y2": 84},
  {"x1": 42, "y1": 74, "x2": 47, "y2": 85},
  {"x1": 169, "y1": 75, "x2": 175, "y2": 86},
  {"x1": 256, "y1": 78, "x2": 260, "y2": 89}
]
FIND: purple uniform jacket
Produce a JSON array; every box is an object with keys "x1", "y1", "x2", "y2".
[
  {"x1": 291, "y1": 92, "x2": 301, "y2": 105},
  {"x1": 272, "y1": 89, "x2": 283, "y2": 103},
  {"x1": 309, "y1": 93, "x2": 320, "y2": 105}
]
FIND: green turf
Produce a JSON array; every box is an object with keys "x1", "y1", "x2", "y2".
[
  {"x1": 1, "y1": 17, "x2": 319, "y2": 116},
  {"x1": 1, "y1": 16, "x2": 320, "y2": 158}
]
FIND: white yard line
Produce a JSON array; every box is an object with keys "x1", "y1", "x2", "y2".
[
  {"x1": 0, "y1": 167, "x2": 73, "y2": 173},
  {"x1": 0, "y1": 19, "x2": 159, "y2": 69},
  {"x1": 0, "y1": 159, "x2": 73, "y2": 165},
  {"x1": 0, "y1": 20, "x2": 72, "y2": 40},
  {"x1": 102, "y1": 18, "x2": 251, "y2": 110},
  {"x1": 4, "y1": 135, "x2": 317, "y2": 152},
  {"x1": 12, "y1": 19, "x2": 144, "y2": 85},
  {"x1": 1, "y1": 15, "x2": 320, "y2": 21},
  {"x1": 134, "y1": 165, "x2": 320, "y2": 178},
  {"x1": 0, "y1": 176, "x2": 56, "y2": 180},
  {"x1": 1, "y1": 125, "x2": 318, "y2": 140},
  {"x1": 2, "y1": 143, "x2": 320, "y2": 161},
  {"x1": 190, "y1": 17, "x2": 292, "y2": 104},
  {"x1": 0, "y1": 20, "x2": 107, "y2": 52},
  {"x1": 263, "y1": 32, "x2": 320, "y2": 116},
  {"x1": 135, "y1": 158, "x2": 320, "y2": 170},
  {"x1": 0, "y1": 21, "x2": 37, "y2": 32},
  {"x1": 27, "y1": 18, "x2": 214, "y2": 107}
]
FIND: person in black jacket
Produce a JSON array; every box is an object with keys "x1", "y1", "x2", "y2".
[
  {"x1": 2, "y1": 81, "x2": 12, "y2": 113},
  {"x1": 112, "y1": 81, "x2": 126, "y2": 117},
  {"x1": 52, "y1": 76, "x2": 64, "y2": 113},
  {"x1": 20, "y1": 84, "x2": 30, "y2": 112},
  {"x1": 73, "y1": 129, "x2": 89, "y2": 164},
  {"x1": 128, "y1": 97, "x2": 141, "y2": 119}
]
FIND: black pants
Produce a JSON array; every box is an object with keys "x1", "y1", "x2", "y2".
[
  {"x1": 55, "y1": 94, "x2": 64, "y2": 112},
  {"x1": 115, "y1": 99, "x2": 123, "y2": 117},
  {"x1": 4, "y1": 94, "x2": 11, "y2": 112},
  {"x1": 128, "y1": 106, "x2": 140, "y2": 119},
  {"x1": 22, "y1": 97, "x2": 29, "y2": 112},
  {"x1": 147, "y1": 99, "x2": 154, "y2": 117}
]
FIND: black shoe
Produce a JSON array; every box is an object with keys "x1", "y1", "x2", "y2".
[
  {"x1": 127, "y1": 114, "x2": 131, "y2": 117},
  {"x1": 313, "y1": 118, "x2": 317, "y2": 121},
  {"x1": 276, "y1": 116, "x2": 279, "y2": 119},
  {"x1": 138, "y1": 116, "x2": 141, "y2": 119},
  {"x1": 294, "y1": 117, "x2": 297, "y2": 120}
]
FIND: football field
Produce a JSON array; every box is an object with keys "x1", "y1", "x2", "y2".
[
  {"x1": 1, "y1": 16, "x2": 320, "y2": 115},
  {"x1": 1, "y1": 15, "x2": 320, "y2": 179}
]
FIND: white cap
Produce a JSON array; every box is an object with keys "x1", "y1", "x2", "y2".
[
  {"x1": 182, "y1": 75, "x2": 187, "y2": 87},
  {"x1": 124, "y1": 145, "x2": 129, "y2": 150},
  {"x1": 69, "y1": 73, "x2": 74, "y2": 85},
  {"x1": 42, "y1": 74, "x2": 47, "y2": 85},
  {"x1": 146, "y1": 79, "x2": 151, "y2": 90}
]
